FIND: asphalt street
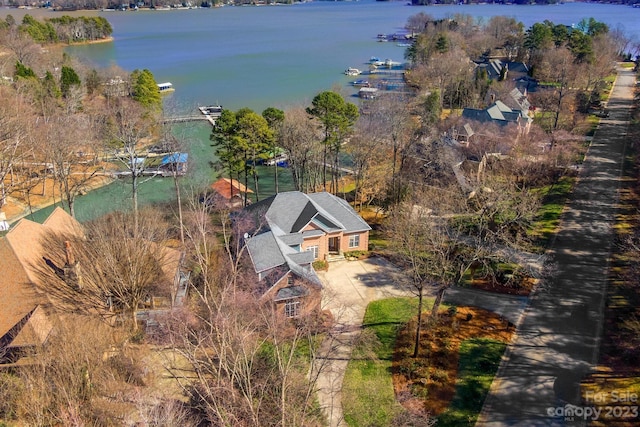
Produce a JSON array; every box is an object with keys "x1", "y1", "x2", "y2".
[{"x1": 477, "y1": 67, "x2": 635, "y2": 426}]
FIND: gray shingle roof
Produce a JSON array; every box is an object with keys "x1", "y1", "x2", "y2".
[
  {"x1": 279, "y1": 233, "x2": 303, "y2": 246},
  {"x1": 274, "y1": 285, "x2": 308, "y2": 301},
  {"x1": 462, "y1": 100, "x2": 531, "y2": 127},
  {"x1": 244, "y1": 191, "x2": 370, "y2": 292},
  {"x1": 246, "y1": 232, "x2": 286, "y2": 273},
  {"x1": 307, "y1": 192, "x2": 371, "y2": 233},
  {"x1": 287, "y1": 251, "x2": 315, "y2": 266}
]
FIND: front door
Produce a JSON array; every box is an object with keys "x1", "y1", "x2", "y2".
[{"x1": 328, "y1": 236, "x2": 340, "y2": 253}]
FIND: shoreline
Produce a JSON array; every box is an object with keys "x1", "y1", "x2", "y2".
[
  {"x1": 4, "y1": 175, "x2": 115, "y2": 225},
  {"x1": 0, "y1": 7, "x2": 100, "y2": 19}
]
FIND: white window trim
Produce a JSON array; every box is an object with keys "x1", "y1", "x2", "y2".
[
  {"x1": 307, "y1": 245, "x2": 319, "y2": 259},
  {"x1": 284, "y1": 299, "x2": 301, "y2": 318}
]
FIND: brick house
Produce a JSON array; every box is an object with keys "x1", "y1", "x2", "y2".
[{"x1": 240, "y1": 191, "x2": 371, "y2": 317}]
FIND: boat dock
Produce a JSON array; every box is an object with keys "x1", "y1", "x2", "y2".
[{"x1": 163, "y1": 105, "x2": 224, "y2": 127}]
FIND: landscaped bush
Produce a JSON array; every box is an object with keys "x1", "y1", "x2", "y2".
[
  {"x1": 312, "y1": 260, "x2": 328, "y2": 271},
  {"x1": 344, "y1": 250, "x2": 369, "y2": 260}
]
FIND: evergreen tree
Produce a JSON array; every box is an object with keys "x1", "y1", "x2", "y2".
[
  {"x1": 14, "y1": 61, "x2": 36, "y2": 79},
  {"x1": 262, "y1": 107, "x2": 285, "y2": 193},
  {"x1": 60, "y1": 66, "x2": 81, "y2": 98},
  {"x1": 307, "y1": 91, "x2": 358, "y2": 194},
  {"x1": 211, "y1": 109, "x2": 245, "y2": 204},
  {"x1": 235, "y1": 108, "x2": 273, "y2": 202},
  {"x1": 130, "y1": 69, "x2": 161, "y2": 109},
  {"x1": 435, "y1": 33, "x2": 449, "y2": 53},
  {"x1": 43, "y1": 71, "x2": 61, "y2": 99}
]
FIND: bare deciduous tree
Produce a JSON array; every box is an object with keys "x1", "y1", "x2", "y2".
[
  {"x1": 35, "y1": 114, "x2": 101, "y2": 218},
  {"x1": 35, "y1": 208, "x2": 175, "y2": 332},
  {"x1": 386, "y1": 186, "x2": 476, "y2": 358},
  {"x1": 101, "y1": 97, "x2": 159, "y2": 231},
  {"x1": 279, "y1": 106, "x2": 323, "y2": 192},
  {"x1": 0, "y1": 85, "x2": 32, "y2": 208}
]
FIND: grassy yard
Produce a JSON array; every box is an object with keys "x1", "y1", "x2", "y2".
[
  {"x1": 436, "y1": 338, "x2": 507, "y2": 426},
  {"x1": 342, "y1": 297, "x2": 421, "y2": 427},
  {"x1": 342, "y1": 298, "x2": 513, "y2": 427},
  {"x1": 530, "y1": 175, "x2": 575, "y2": 248}
]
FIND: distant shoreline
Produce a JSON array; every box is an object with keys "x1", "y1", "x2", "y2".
[
  {"x1": 0, "y1": 8, "x2": 113, "y2": 45},
  {"x1": 0, "y1": 7, "x2": 100, "y2": 19}
]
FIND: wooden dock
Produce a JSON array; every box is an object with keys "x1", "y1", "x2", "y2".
[
  {"x1": 163, "y1": 105, "x2": 223, "y2": 127},
  {"x1": 164, "y1": 115, "x2": 210, "y2": 124}
]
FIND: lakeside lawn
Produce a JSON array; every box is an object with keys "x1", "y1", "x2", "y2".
[{"x1": 342, "y1": 297, "x2": 513, "y2": 427}]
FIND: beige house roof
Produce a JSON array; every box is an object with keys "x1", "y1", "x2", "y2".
[{"x1": 0, "y1": 207, "x2": 81, "y2": 351}]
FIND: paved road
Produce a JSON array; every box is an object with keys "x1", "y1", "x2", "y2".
[{"x1": 478, "y1": 67, "x2": 635, "y2": 426}]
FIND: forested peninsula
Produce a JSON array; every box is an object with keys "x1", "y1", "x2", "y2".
[{"x1": 1, "y1": 13, "x2": 112, "y2": 44}]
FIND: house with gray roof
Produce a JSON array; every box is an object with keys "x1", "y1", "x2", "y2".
[
  {"x1": 461, "y1": 99, "x2": 532, "y2": 134},
  {"x1": 240, "y1": 191, "x2": 371, "y2": 317}
]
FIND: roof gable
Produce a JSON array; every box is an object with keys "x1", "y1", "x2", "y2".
[
  {"x1": 211, "y1": 178, "x2": 253, "y2": 200},
  {"x1": 0, "y1": 208, "x2": 82, "y2": 352},
  {"x1": 290, "y1": 200, "x2": 319, "y2": 233}
]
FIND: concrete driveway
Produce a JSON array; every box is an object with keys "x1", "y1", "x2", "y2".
[
  {"x1": 314, "y1": 256, "x2": 408, "y2": 427},
  {"x1": 313, "y1": 256, "x2": 532, "y2": 427}
]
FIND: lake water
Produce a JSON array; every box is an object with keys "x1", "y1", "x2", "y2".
[
  {"x1": 67, "y1": 1, "x2": 640, "y2": 114},
  {"x1": 25, "y1": 0, "x2": 640, "y2": 223}
]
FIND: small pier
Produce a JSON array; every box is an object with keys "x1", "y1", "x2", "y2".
[
  {"x1": 163, "y1": 105, "x2": 224, "y2": 127},
  {"x1": 164, "y1": 115, "x2": 210, "y2": 124}
]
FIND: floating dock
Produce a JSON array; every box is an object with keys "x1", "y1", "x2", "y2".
[{"x1": 198, "y1": 105, "x2": 223, "y2": 126}]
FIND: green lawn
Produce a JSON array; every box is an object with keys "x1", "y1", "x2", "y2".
[
  {"x1": 436, "y1": 338, "x2": 507, "y2": 426},
  {"x1": 342, "y1": 297, "x2": 421, "y2": 427},
  {"x1": 530, "y1": 176, "x2": 575, "y2": 248},
  {"x1": 342, "y1": 299, "x2": 508, "y2": 427}
]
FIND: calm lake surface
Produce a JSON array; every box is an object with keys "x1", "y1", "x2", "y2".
[
  {"x1": 25, "y1": 1, "x2": 640, "y2": 223},
  {"x1": 67, "y1": 1, "x2": 640, "y2": 114}
]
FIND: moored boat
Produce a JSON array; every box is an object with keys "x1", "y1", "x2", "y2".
[
  {"x1": 199, "y1": 104, "x2": 224, "y2": 118},
  {"x1": 351, "y1": 79, "x2": 370, "y2": 87},
  {"x1": 344, "y1": 67, "x2": 362, "y2": 76},
  {"x1": 157, "y1": 82, "x2": 175, "y2": 93}
]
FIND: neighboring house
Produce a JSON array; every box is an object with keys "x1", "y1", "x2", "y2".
[
  {"x1": 462, "y1": 99, "x2": 532, "y2": 134},
  {"x1": 476, "y1": 59, "x2": 529, "y2": 81},
  {"x1": 0, "y1": 208, "x2": 187, "y2": 363},
  {"x1": 506, "y1": 87, "x2": 531, "y2": 116},
  {"x1": 210, "y1": 177, "x2": 253, "y2": 208},
  {"x1": 451, "y1": 123, "x2": 476, "y2": 145},
  {"x1": 0, "y1": 207, "x2": 82, "y2": 364},
  {"x1": 476, "y1": 58, "x2": 537, "y2": 93},
  {"x1": 240, "y1": 191, "x2": 371, "y2": 317}
]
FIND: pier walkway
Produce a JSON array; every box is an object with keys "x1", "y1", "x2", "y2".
[{"x1": 163, "y1": 106, "x2": 222, "y2": 127}]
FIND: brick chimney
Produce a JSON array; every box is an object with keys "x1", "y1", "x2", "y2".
[{"x1": 63, "y1": 241, "x2": 82, "y2": 290}]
